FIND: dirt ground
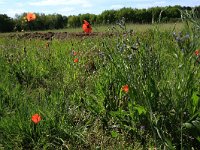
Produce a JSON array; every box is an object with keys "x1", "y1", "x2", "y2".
[{"x1": 6, "y1": 31, "x2": 116, "y2": 40}]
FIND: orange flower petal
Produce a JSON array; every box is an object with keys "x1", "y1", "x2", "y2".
[{"x1": 26, "y1": 13, "x2": 36, "y2": 22}]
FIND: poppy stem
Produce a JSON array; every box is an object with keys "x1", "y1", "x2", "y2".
[{"x1": 33, "y1": 123, "x2": 38, "y2": 142}]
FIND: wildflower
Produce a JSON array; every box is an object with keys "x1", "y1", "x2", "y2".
[
  {"x1": 73, "y1": 51, "x2": 78, "y2": 56},
  {"x1": 26, "y1": 12, "x2": 36, "y2": 22},
  {"x1": 195, "y1": 49, "x2": 199, "y2": 56},
  {"x1": 82, "y1": 20, "x2": 92, "y2": 33},
  {"x1": 31, "y1": 114, "x2": 41, "y2": 124},
  {"x1": 185, "y1": 33, "x2": 190, "y2": 39},
  {"x1": 140, "y1": 125, "x2": 145, "y2": 130},
  {"x1": 74, "y1": 58, "x2": 79, "y2": 63},
  {"x1": 122, "y1": 84, "x2": 129, "y2": 93}
]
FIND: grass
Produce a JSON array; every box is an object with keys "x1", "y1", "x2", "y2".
[
  {"x1": 42, "y1": 22, "x2": 184, "y2": 33},
  {"x1": 0, "y1": 22, "x2": 200, "y2": 149},
  {"x1": 0, "y1": 22, "x2": 184, "y2": 37}
]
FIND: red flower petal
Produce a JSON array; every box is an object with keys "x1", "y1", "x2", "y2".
[
  {"x1": 74, "y1": 58, "x2": 79, "y2": 63},
  {"x1": 195, "y1": 49, "x2": 199, "y2": 56},
  {"x1": 31, "y1": 114, "x2": 41, "y2": 124},
  {"x1": 122, "y1": 85, "x2": 129, "y2": 93}
]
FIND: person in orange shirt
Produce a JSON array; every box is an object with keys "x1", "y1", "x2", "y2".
[{"x1": 82, "y1": 20, "x2": 92, "y2": 34}]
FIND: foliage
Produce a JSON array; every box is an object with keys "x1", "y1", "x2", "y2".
[
  {"x1": 0, "y1": 14, "x2": 15, "y2": 32},
  {"x1": 0, "y1": 12, "x2": 200, "y2": 149}
]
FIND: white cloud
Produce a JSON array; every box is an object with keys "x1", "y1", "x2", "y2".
[
  {"x1": 57, "y1": 7, "x2": 75, "y2": 13},
  {"x1": 56, "y1": 7, "x2": 77, "y2": 16},
  {"x1": 29, "y1": 0, "x2": 93, "y2": 8},
  {"x1": 82, "y1": 3, "x2": 93, "y2": 8},
  {"x1": 1, "y1": 8, "x2": 26, "y2": 18},
  {"x1": 110, "y1": 4, "x2": 124, "y2": 9},
  {"x1": 153, "y1": 1, "x2": 167, "y2": 6},
  {"x1": 133, "y1": 0, "x2": 155, "y2": 2},
  {"x1": 0, "y1": 0, "x2": 4, "y2": 4},
  {"x1": 16, "y1": 2, "x2": 26, "y2": 7},
  {"x1": 133, "y1": 1, "x2": 168, "y2": 9}
]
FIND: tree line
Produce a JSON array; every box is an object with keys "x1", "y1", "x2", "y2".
[{"x1": 0, "y1": 5, "x2": 200, "y2": 32}]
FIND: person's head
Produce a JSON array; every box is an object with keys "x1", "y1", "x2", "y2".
[{"x1": 83, "y1": 20, "x2": 90, "y2": 25}]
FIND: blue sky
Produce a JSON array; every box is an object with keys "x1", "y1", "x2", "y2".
[{"x1": 0, "y1": 0, "x2": 200, "y2": 18}]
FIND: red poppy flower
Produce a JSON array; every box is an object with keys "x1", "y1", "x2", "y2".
[
  {"x1": 26, "y1": 12, "x2": 36, "y2": 22},
  {"x1": 195, "y1": 49, "x2": 199, "y2": 56},
  {"x1": 74, "y1": 58, "x2": 79, "y2": 63},
  {"x1": 31, "y1": 114, "x2": 41, "y2": 124},
  {"x1": 122, "y1": 84, "x2": 129, "y2": 93},
  {"x1": 82, "y1": 20, "x2": 92, "y2": 33}
]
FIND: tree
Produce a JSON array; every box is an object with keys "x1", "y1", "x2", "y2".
[
  {"x1": 0, "y1": 14, "x2": 14, "y2": 32},
  {"x1": 100, "y1": 10, "x2": 117, "y2": 24},
  {"x1": 67, "y1": 15, "x2": 81, "y2": 27},
  {"x1": 116, "y1": 7, "x2": 135, "y2": 23},
  {"x1": 2, "y1": 5, "x2": 200, "y2": 32},
  {"x1": 79, "y1": 13, "x2": 97, "y2": 25},
  {"x1": 149, "y1": 7, "x2": 162, "y2": 23}
]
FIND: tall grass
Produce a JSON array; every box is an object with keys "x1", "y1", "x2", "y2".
[{"x1": 0, "y1": 20, "x2": 199, "y2": 149}]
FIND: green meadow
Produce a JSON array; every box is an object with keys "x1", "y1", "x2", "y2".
[
  {"x1": 39, "y1": 22, "x2": 184, "y2": 33},
  {"x1": 0, "y1": 21, "x2": 200, "y2": 149}
]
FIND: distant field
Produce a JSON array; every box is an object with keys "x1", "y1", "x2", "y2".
[
  {"x1": 0, "y1": 22, "x2": 184, "y2": 37},
  {"x1": 42, "y1": 22, "x2": 184, "y2": 33}
]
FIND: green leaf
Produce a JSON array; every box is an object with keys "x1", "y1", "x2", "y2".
[
  {"x1": 183, "y1": 122, "x2": 193, "y2": 129},
  {"x1": 111, "y1": 131, "x2": 118, "y2": 138},
  {"x1": 165, "y1": 138, "x2": 175, "y2": 150},
  {"x1": 196, "y1": 136, "x2": 200, "y2": 142},
  {"x1": 192, "y1": 92, "x2": 199, "y2": 113},
  {"x1": 134, "y1": 104, "x2": 146, "y2": 115},
  {"x1": 192, "y1": 119, "x2": 200, "y2": 131}
]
